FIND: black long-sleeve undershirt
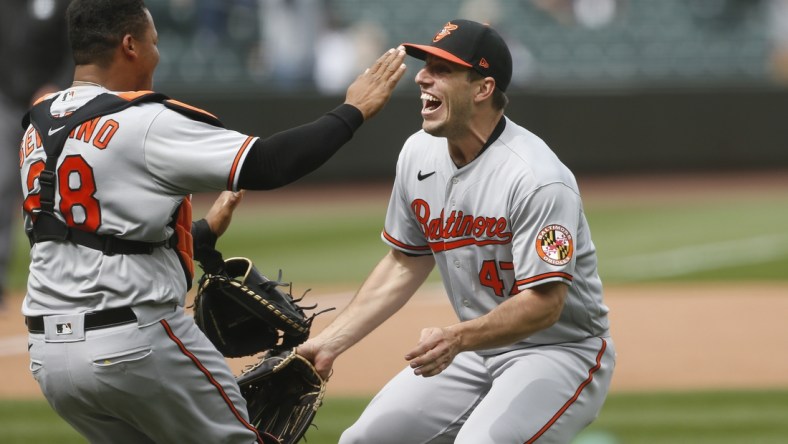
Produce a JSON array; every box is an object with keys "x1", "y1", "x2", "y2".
[{"x1": 237, "y1": 104, "x2": 364, "y2": 190}]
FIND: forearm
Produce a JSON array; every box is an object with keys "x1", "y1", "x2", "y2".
[
  {"x1": 237, "y1": 104, "x2": 364, "y2": 190},
  {"x1": 450, "y1": 282, "x2": 567, "y2": 351},
  {"x1": 314, "y1": 250, "x2": 435, "y2": 357}
]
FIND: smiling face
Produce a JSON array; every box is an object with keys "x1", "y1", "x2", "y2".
[{"x1": 415, "y1": 55, "x2": 480, "y2": 139}]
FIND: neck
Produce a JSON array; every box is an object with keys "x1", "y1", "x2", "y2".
[
  {"x1": 73, "y1": 64, "x2": 142, "y2": 92},
  {"x1": 448, "y1": 110, "x2": 503, "y2": 167},
  {"x1": 72, "y1": 80, "x2": 103, "y2": 88}
]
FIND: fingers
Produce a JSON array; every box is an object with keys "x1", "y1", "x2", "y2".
[
  {"x1": 223, "y1": 189, "x2": 245, "y2": 209},
  {"x1": 403, "y1": 342, "x2": 428, "y2": 361},
  {"x1": 405, "y1": 327, "x2": 460, "y2": 377},
  {"x1": 405, "y1": 333, "x2": 440, "y2": 376},
  {"x1": 210, "y1": 190, "x2": 244, "y2": 215},
  {"x1": 367, "y1": 46, "x2": 406, "y2": 80},
  {"x1": 417, "y1": 360, "x2": 451, "y2": 378},
  {"x1": 297, "y1": 342, "x2": 333, "y2": 381},
  {"x1": 344, "y1": 46, "x2": 407, "y2": 119},
  {"x1": 407, "y1": 347, "x2": 452, "y2": 377}
]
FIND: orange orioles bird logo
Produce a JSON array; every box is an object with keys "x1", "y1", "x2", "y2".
[
  {"x1": 433, "y1": 22, "x2": 459, "y2": 42},
  {"x1": 535, "y1": 224, "x2": 574, "y2": 266}
]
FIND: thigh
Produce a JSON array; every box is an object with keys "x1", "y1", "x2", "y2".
[
  {"x1": 340, "y1": 352, "x2": 491, "y2": 444},
  {"x1": 457, "y1": 337, "x2": 615, "y2": 444},
  {"x1": 29, "y1": 307, "x2": 262, "y2": 444},
  {"x1": 130, "y1": 308, "x2": 262, "y2": 443},
  {"x1": 28, "y1": 324, "x2": 158, "y2": 444}
]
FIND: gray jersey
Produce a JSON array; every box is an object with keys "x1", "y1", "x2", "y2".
[
  {"x1": 382, "y1": 117, "x2": 609, "y2": 353},
  {"x1": 19, "y1": 86, "x2": 257, "y2": 316}
]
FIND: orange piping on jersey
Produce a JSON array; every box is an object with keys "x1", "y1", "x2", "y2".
[
  {"x1": 382, "y1": 230, "x2": 431, "y2": 252},
  {"x1": 117, "y1": 90, "x2": 155, "y2": 101},
  {"x1": 165, "y1": 99, "x2": 219, "y2": 120},
  {"x1": 31, "y1": 92, "x2": 58, "y2": 107},
  {"x1": 524, "y1": 338, "x2": 607, "y2": 444},
  {"x1": 159, "y1": 320, "x2": 264, "y2": 443},
  {"x1": 514, "y1": 272, "x2": 573, "y2": 290},
  {"x1": 227, "y1": 136, "x2": 255, "y2": 190},
  {"x1": 429, "y1": 237, "x2": 510, "y2": 252}
]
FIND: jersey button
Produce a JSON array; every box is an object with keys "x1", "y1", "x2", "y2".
[
  {"x1": 462, "y1": 299, "x2": 471, "y2": 307},
  {"x1": 454, "y1": 260, "x2": 461, "y2": 268},
  {"x1": 452, "y1": 178, "x2": 459, "y2": 184}
]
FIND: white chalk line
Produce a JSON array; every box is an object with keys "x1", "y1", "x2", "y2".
[
  {"x1": 0, "y1": 285, "x2": 450, "y2": 358},
  {"x1": 6, "y1": 235, "x2": 781, "y2": 357},
  {"x1": 0, "y1": 335, "x2": 28, "y2": 358},
  {"x1": 603, "y1": 234, "x2": 788, "y2": 281}
]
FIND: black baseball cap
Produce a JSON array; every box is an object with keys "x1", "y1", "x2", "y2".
[{"x1": 402, "y1": 19, "x2": 513, "y2": 92}]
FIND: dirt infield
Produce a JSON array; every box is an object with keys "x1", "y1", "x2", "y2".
[
  {"x1": 2, "y1": 282, "x2": 787, "y2": 399},
  {"x1": 2, "y1": 171, "x2": 787, "y2": 399}
]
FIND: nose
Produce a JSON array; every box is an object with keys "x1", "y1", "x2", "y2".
[{"x1": 415, "y1": 66, "x2": 431, "y2": 87}]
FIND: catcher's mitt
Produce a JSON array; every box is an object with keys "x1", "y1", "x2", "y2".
[
  {"x1": 194, "y1": 257, "x2": 328, "y2": 358},
  {"x1": 238, "y1": 347, "x2": 326, "y2": 444}
]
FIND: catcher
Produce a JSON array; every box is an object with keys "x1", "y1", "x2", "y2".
[{"x1": 192, "y1": 193, "x2": 330, "y2": 444}]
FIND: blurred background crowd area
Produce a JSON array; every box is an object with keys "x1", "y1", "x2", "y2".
[
  {"x1": 144, "y1": 0, "x2": 788, "y2": 95},
  {"x1": 5, "y1": 0, "x2": 788, "y2": 178}
]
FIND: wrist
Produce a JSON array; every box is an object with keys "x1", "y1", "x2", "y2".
[{"x1": 445, "y1": 324, "x2": 466, "y2": 353}]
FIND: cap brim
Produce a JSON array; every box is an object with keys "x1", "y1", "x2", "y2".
[{"x1": 402, "y1": 43, "x2": 473, "y2": 68}]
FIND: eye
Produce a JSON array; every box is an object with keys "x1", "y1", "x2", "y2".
[{"x1": 427, "y1": 63, "x2": 450, "y2": 75}]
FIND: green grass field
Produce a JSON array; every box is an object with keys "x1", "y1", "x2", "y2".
[
  {"x1": 6, "y1": 182, "x2": 788, "y2": 289},
  {"x1": 3, "y1": 180, "x2": 787, "y2": 442},
  {"x1": 3, "y1": 390, "x2": 788, "y2": 443}
]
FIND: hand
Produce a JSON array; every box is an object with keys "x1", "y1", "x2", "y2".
[
  {"x1": 344, "y1": 46, "x2": 407, "y2": 120},
  {"x1": 404, "y1": 326, "x2": 461, "y2": 377},
  {"x1": 204, "y1": 190, "x2": 245, "y2": 237},
  {"x1": 297, "y1": 339, "x2": 335, "y2": 381}
]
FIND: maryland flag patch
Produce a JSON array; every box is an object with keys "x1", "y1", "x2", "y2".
[{"x1": 535, "y1": 224, "x2": 574, "y2": 266}]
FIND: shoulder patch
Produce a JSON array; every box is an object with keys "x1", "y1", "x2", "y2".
[{"x1": 535, "y1": 224, "x2": 573, "y2": 266}]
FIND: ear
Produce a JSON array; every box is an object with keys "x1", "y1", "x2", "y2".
[
  {"x1": 121, "y1": 34, "x2": 137, "y2": 59},
  {"x1": 474, "y1": 77, "x2": 496, "y2": 103}
]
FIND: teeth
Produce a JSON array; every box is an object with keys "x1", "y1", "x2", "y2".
[{"x1": 420, "y1": 93, "x2": 439, "y2": 102}]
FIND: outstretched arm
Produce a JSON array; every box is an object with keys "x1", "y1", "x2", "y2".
[
  {"x1": 298, "y1": 249, "x2": 435, "y2": 380},
  {"x1": 238, "y1": 48, "x2": 407, "y2": 190}
]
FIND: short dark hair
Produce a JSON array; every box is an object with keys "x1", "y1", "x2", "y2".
[
  {"x1": 468, "y1": 70, "x2": 509, "y2": 111},
  {"x1": 67, "y1": 0, "x2": 149, "y2": 66}
]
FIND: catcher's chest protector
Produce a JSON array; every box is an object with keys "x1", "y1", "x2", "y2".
[{"x1": 24, "y1": 92, "x2": 224, "y2": 288}]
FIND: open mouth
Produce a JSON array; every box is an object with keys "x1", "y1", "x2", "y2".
[{"x1": 421, "y1": 92, "x2": 442, "y2": 113}]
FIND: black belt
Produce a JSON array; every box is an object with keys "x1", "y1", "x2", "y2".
[{"x1": 26, "y1": 306, "x2": 138, "y2": 334}]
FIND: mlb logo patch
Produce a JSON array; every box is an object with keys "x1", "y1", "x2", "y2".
[{"x1": 56, "y1": 323, "x2": 73, "y2": 335}]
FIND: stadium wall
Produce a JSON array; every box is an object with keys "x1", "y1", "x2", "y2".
[{"x1": 182, "y1": 88, "x2": 788, "y2": 182}]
